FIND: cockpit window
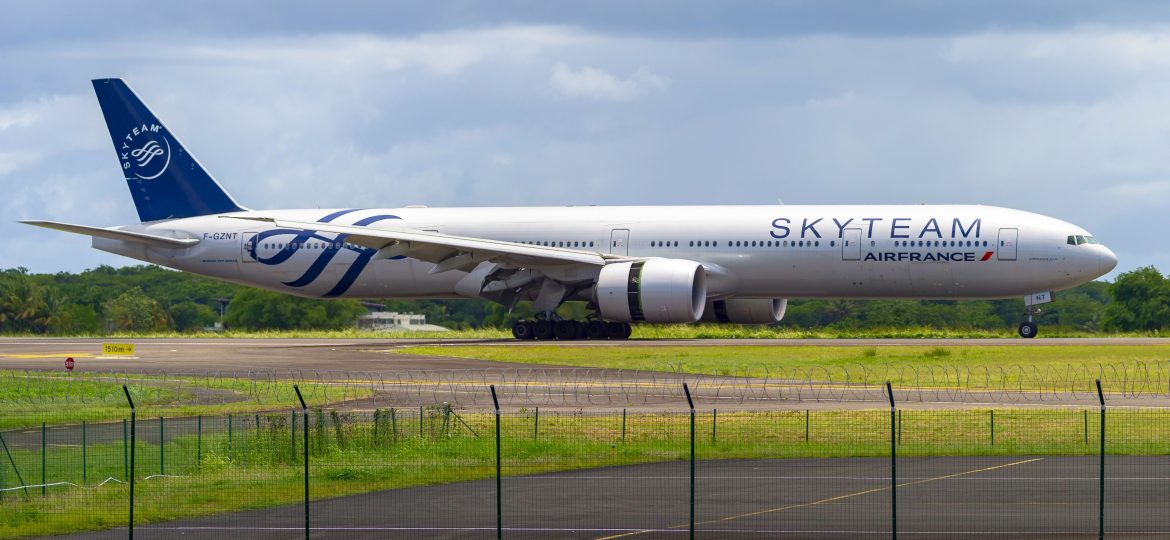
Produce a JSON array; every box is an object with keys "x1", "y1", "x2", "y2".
[
  {"x1": 1068, "y1": 234, "x2": 1101, "y2": 246},
  {"x1": 1085, "y1": 236, "x2": 1099, "y2": 244}
]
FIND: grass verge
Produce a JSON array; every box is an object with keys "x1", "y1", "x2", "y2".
[
  {"x1": 1, "y1": 407, "x2": 1164, "y2": 537},
  {"x1": 393, "y1": 343, "x2": 1170, "y2": 390},
  {"x1": 0, "y1": 370, "x2": 371, "y2": 431}
]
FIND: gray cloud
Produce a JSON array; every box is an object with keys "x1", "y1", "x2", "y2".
[{"x1": 1, "y1": 7, "x2": 1168, "y2": 278}]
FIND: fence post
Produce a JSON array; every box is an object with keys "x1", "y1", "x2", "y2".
[
  {"x1": 621, "y1": 408, "x2": 627, "y2": 443},
  {"x1": 1096, "y1": 380, "x2": 1105, "y2": 540},
  {"x1": 82, "y1": 420, "x2": 87, "y2": 485},
  {"x1": 441, "y1": 403, "x2": 451, "y2": 437},
  {"x1": 897, "y1": 409, "x2": 902, "y2": 446},
  {"x1": 390, "y1": 408, "x2": 398, "y2": 442},
  {"x1": 294, "y1": 385, "x2": 309, "y2": 540},
  {"x1": 40, "y1": 422, "x2": 45, "y2": 497},
  {"x1": 0, "y1": 432, "x2": 29, "y2": 499},
  {"x1": 159, "y1": 417, "x2": 165, "y2": 476},
  {"x1": 534, "y1": 407, "x2": 539, "y2": 440},
  {"x1": 886, "y1": 381, "x2": 897, "y2": 540},
  {"x1": 805, "y1": 409, "x2": 810, "y2": 443},
  {"x1": 684, "y1": 383, "x2": 696, "y2": 540},
  {"x1": 373, "y1": 409, "x2": 380, "y2": 444},
  {"x1": 1084, "y1": 409, "x2": 1089, "y2": 445},
  {"x1": 198, "y1": 415, "x2": 203, "y2": 469},
  {"x1": 990, "y1": 411, "x2": 995, "y2": 446},
  {"x1": 490, "y1": 385, "x2": 502, "y2": 540},
  {"x1": 123, "y1": 419, "x2": 128, "y2": 482},
  {"x1": 712, "y1": 408, "x2": 717, "y2": 443},
  {"x1": 122, "y1": 385, "x2": 136, "y2": 540}
]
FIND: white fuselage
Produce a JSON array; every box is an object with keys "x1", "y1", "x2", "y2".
[{"x1": 94, "y1": 204, "x2": 1115, "y2": 302}]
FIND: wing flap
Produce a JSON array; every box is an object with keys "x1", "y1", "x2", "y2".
[{"x1": 20, "y1": 220, "x2": 200, "y2": 247}]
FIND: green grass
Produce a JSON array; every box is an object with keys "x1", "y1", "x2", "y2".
[
  {"x1": 0, "y1": 370, "x2": 371, "y2": 431},
  {"x1": 2, "y1": 407, "x2": 1166, "y2": 537},
  {"x1": 393, "y1": 343, "x2": 1170, "y2": 390}
]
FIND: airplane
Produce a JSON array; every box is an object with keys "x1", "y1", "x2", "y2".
[{"x1": 23, "y1": 79, "x2": 1118, "y2": 340}]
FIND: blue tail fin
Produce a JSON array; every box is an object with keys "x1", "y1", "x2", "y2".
[{"x1": 92, "y1": 78, "x2": 246, "y2": 222}]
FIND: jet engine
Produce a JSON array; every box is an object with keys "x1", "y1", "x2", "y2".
[
  {"x1": 700, "y1": 298, "x2": 787, "y2": 324},
  {"x1": 595, "y1": 259, "x2": 706, "y2": 323}
]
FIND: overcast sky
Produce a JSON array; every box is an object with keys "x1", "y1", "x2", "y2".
[{"x1": 3, "y1": 1, "x2": 1169, "y2": 278}]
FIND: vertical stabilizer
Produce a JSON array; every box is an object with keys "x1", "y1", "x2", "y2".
[{"x1": 92, "y1": 78, "x2": 246, "y2": 222}]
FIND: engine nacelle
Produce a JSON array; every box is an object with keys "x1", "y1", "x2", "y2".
[
  {"x1": 595, "y1": 259, "x2": 706, "y2": 323},
  {"x1": 701, "y1": 298, "x2": 788, "y2": 324}
]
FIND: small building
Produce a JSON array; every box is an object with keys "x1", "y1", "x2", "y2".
[{"x1": 357, "y1": 310, "x2": 448, "y2": 332}]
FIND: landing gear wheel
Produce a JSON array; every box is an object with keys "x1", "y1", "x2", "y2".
[
  {"x1": 621, "y1": 322, "x2": 633, "y2": 340},
  {"x1": 1018, "y1": 322, "x2": 1038, "y2": 339},
  {"x1": 554, "y1": 320, "x2": 579, "y2": 340},
  {"x1": 512, "y1": 320, "x2": 535, "y2": 340},
  {"x1": 534, "y1": 320, "x2": 555, "y2": 340},
  {"x1": 604, "y1": 321, "x2": 627, "y2": 340},
  {"x1": 585, "y1": 320, "x2": 608, "y2": 340}
]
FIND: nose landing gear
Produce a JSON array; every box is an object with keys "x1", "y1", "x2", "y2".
[{"x1": 1018, "y1": 292, "x2": 1052, "y2": 338}]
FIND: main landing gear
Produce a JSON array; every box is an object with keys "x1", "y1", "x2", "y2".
[{"x1": 511, "y1": 319, "x2": 632, "y2": 340}]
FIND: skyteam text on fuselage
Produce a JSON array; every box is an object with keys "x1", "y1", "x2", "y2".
[{"x1": 23, "y1": 79, "x2": 1118, "y2": 340}]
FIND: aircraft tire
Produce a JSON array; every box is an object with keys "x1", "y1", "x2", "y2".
[
  {"x1": 585, "y1": 320, "x2": 608, "y2": 339},
  {"x1": 1018, "y1": 322, "x2": 1038, "y2": 338},
  {"x1": 534, "y1": 320, "x2": 555, "y2": 340},
  {"x1": 554, "y1": 320, "x2": 579, "y2": 340},
  {"x1": 512, "y1": 320, "x2": 535, "y2": 340},
  {"x1": 605, "y1": 321, "x2": 626, "y2": 340}
]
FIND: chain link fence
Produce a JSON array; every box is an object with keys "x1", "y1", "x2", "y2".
[{"x1": 2, "y1": 380, "x2": 1170, "y2": 538}]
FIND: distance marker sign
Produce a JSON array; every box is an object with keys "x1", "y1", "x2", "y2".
[{"x1": 102, "y1": 343, "x2": 135, "y2": 356}]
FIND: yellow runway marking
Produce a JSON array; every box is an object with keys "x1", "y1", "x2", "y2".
[
  {"x1": 0, "y1": 353, "x2": 96, "y2": 359},
  {"x1": 594, "y1": 457, "x2": 1043, "y2": 539}
]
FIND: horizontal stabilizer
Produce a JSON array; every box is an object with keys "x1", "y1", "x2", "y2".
[{"x1": 20, "y1": 220, "x2": 199, "y2": 247}]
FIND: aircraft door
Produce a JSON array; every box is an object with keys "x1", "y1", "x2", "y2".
[
  {"x1": 610, "y1": 229, "x2": 629, "y2": 256},
  {"x1": 842, "y1": 228, "x2": 862, "y2": 261},
  {"x1": 241, "y1": 232, "x2": 258, "y2": 263},
  {"x1": 997, "y1": 228, "x2": 1018, "y2": 261}
]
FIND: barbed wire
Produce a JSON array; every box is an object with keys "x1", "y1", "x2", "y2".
[{"x1": 4, "y1": 361, "x2": 1170, "y2": 409}]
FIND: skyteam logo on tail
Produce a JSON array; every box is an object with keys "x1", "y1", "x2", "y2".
[{"x1": 120, "y1": 123, "x2": 171, "y2": 180}]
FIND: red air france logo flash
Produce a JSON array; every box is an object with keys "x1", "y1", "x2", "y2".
[{"x1": 980, "y1": 251, "x2": 994, "y2": 261}]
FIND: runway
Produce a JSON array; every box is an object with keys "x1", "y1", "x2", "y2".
[
  {"x1": 57, "y1": 456, "x2": 1169, "y2": 539},
  {"x1": 2, "y1": 337, "x2": 1169, "y2": 374},
  {"x1": 4, "y1": 337, "x2": 1170, "y2": 410}
]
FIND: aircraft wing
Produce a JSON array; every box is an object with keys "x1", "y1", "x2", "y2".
[
  {"x1": 20, "y1": 220, "x2": 200, "y2": 248},
  {"x1": 228, "y1": 216, "x2": 615, "y2": 273}
]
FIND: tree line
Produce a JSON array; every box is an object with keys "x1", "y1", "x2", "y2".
[{"x1": 0, "y1": 264, "x2": 1164, "y2": 334}]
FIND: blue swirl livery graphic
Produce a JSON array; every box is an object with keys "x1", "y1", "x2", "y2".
[{"x1": 247, "y1": 209, "x2": 403, "y2": 297}]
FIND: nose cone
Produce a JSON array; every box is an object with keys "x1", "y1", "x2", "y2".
[{"x1": 1099, "y1": 246, "x2": 1118, "y2": 274}]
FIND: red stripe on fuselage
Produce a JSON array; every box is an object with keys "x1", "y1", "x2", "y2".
[{"x1": 980, "y1": 251, "x2": 994, "y2": 261}]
